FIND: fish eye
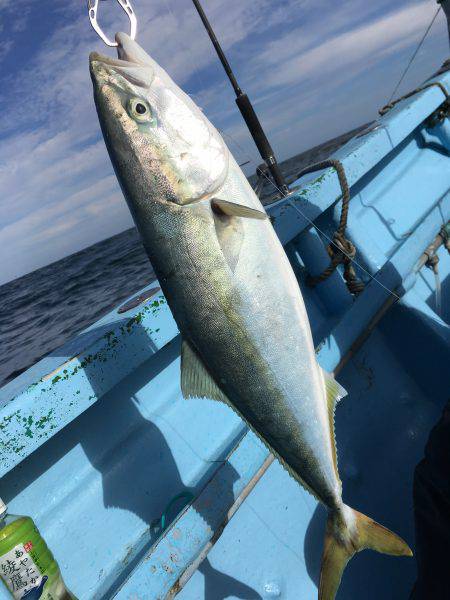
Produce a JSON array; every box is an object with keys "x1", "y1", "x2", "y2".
[{"x1": 127, "y1": 98, "x2": 154, "y2": 123}]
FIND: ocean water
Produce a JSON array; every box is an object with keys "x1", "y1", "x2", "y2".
[{"x1": 0, "y1": 127, "x2": 364, "y2": 388}]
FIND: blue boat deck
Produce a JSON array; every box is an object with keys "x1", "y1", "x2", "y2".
[{"x1": 0, "y1": 70, "x2": 450, "y2": 599}]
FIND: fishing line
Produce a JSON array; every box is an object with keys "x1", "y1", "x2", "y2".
[
  {"x1": 219, "y1": 128, "x2": 258, "y2": 166},
  {"x1": 387, "y1": 5, "x2": 441, "y2": 105},
  {"x1": 256, "y1": 167, "x2": 400, "y2": 300}
]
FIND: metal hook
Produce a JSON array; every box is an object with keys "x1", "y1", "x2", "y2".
[{"x1": 88, "y1": 0, "x2": 137, "y2": 47}]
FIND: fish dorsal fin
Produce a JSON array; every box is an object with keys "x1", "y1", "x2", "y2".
[
  {"x1": 181, "y1": 339, "x2": 230, "y2": 403},
  {"x1": 322, "y1": 368, "x2": 347, "y2": 487},
  {"x1": 211, "y1": 198, "x2": 267, "y2": 220}
]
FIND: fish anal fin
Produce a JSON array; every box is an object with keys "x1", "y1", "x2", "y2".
[
  {"x1": 180, "y1": 339, "x2": 229, "y2": 404},
  {"x1": 321, "y1": 368, "x2": 347, "y2": 486},
  {"x1": 211, "y1": 198, "x2": 267, "y2": 220}
]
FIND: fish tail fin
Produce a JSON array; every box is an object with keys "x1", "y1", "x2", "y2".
[{"x1": 319, "y1": 505, "x2": 412, "y2": 600}]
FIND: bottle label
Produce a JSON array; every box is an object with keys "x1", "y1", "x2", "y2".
[{"x1": 0, "y1": 542, "x2": 43, "y2": 599}]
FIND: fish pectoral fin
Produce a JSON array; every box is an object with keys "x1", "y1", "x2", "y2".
[
  {"x1": 211, "y1": 198, "x2": 267, "y2": 220},
  {"x1": 180, "y1": 339, "x2": 230, "y2": 403},
  {"x1": 321, "y1": 368, "x2": 347, "y2": 485}
]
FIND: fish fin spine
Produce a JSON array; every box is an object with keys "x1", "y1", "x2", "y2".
[{"x1": 319, "y1": 505, "x2": 412, "y2": 600}]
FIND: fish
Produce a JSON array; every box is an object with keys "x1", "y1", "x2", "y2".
[{"x1": 89, "y1": 33, "x2": 412, "y2": 599}]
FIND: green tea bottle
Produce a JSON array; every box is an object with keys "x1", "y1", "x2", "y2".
[{"x1": 0, "y1": 498, "x2": 76, "y2": 599}]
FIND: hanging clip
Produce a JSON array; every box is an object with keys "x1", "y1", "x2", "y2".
[{"x1": 88, "y1": 0, "x2": 137, "y2": 47}]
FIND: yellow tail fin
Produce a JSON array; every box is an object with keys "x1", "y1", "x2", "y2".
[{"x1": 319, "y1": 505, "x2": 412, "y2": 600}]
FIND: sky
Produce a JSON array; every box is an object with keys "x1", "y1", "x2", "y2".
[{"x1": 0, "y1": 0, "x2": 449, "y2": 285}]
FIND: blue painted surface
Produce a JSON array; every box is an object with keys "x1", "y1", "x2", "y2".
[{"x1": 0, "y1": 73, "x2": 449, "y2": 599}]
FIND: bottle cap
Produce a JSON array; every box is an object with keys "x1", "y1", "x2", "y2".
[{"x1": 0, "y1": 498, "x2": 7, "y2": 518}]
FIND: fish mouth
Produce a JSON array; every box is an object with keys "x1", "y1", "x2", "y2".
[
  {"x1": 89, "y1": 32, "x2": 154, "y2": 68},
  {"x1": 89, "y1": 51, "x2": 131, "y2": 69},
  {"x1": 89, "y1": 33, "x2": 156, "y2": 89}
]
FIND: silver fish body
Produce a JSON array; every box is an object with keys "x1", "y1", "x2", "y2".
[
  {"x1": 139, "y1": 162, "x2": 339, "y2": 507},
  {"x1": 90, "y1": 33, "x2": 411, "y2": 600}
]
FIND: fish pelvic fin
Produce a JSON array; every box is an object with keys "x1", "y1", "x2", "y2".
[{"x1": 319, "y1": 505, "x2": 412, "y2": 600}]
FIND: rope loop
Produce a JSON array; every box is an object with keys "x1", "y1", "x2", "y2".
[
  {"x1": 343, "y1": 264, "x2": 366, "y2": 295},
  {"x1": 298, "y1": 160, "x2": 364, "y2": 296},
  {"x1": 329, "y1": 233, "x2": 356, "y2": 261}
]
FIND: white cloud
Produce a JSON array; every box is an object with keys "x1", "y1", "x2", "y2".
[
  {"x1": 232, "y1": 0, "x2": 449, "y2": 159},
  {"x1": 0, "y1": 39, "x2": 12, "y2": 61},
  {"x1": 257, "y1": 2, "x2": 439, "y2": 89}
]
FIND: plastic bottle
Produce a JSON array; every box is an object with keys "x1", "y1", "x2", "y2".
[{"x1": 0, "y1": 498, "x2": 76, "y2": 599}]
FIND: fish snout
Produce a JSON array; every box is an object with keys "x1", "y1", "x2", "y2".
[{"x1": 89, "y1": 55, "x2": 106, "y2": 87}]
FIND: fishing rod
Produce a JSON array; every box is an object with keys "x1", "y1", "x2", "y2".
[{"x1": 190, "y1": 0, "x2": 290, "y2": 197}]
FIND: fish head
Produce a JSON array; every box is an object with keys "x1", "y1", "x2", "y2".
[{"x1": 90, "y1": 33, "x2": 229, "y2": 206}]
